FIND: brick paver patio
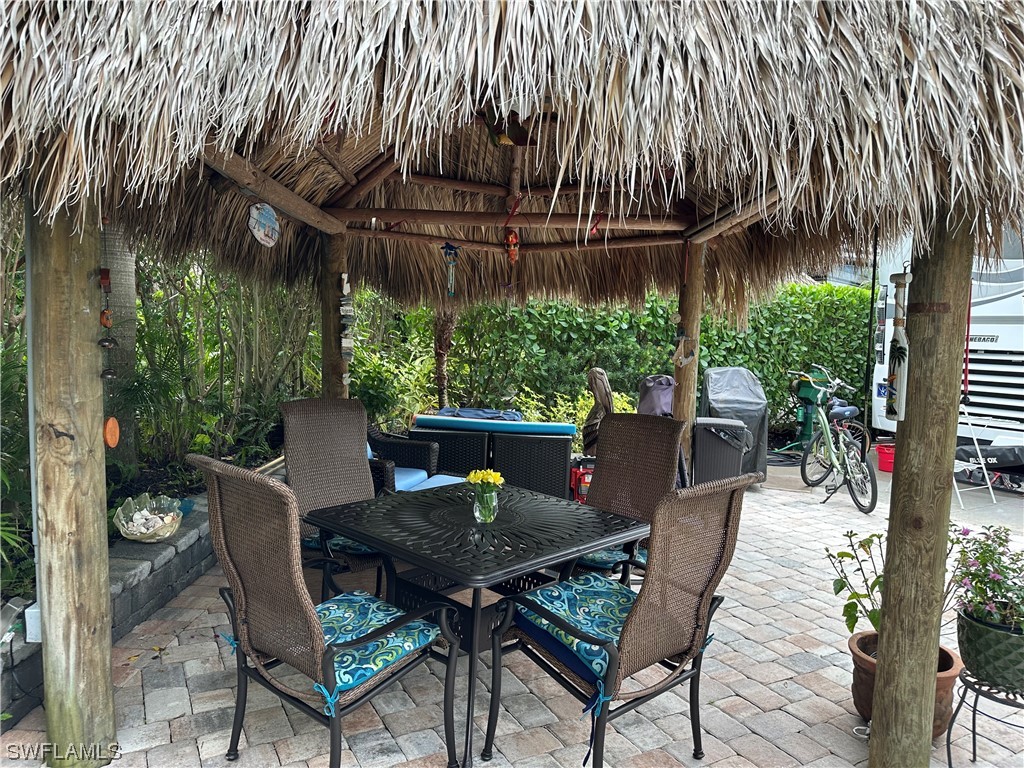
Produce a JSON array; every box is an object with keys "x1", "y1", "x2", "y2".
[{"x1": 3, "y1": 468, "x2": 1022, "y2": 767}]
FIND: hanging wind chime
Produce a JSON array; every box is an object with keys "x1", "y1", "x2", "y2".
[
  {"x1": 886, "y1": 269, "x2": 912, "y2": 421},
  {"x1": 503, "y1": 229, "x2": 520, "y2": 266},
  {"x1": 98, "y1": 268, "x2": 120, "y2": 448},
  {"x1": 441, "y1": 242, "x2": 460, "y2": 297}
]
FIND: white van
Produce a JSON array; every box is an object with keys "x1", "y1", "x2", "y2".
[{"x1": 871, "y1": 230, "x2": 1024, "y2": 447}]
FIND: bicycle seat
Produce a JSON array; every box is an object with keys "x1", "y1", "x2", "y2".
[
  {"x1": 828, "y1": 397, "x2": 849, "y2": 408},
  {"x1": 829, "y1": 405, "x2": 860, "y2": 422}
]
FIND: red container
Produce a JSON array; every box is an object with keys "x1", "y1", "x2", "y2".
[{"x1": 876, "y1": 444, "x2": 895, "y2": 472}]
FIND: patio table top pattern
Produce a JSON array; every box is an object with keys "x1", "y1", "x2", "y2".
[{"x1": 3, "y1": 473, "x2": 1022, "y2": 768}]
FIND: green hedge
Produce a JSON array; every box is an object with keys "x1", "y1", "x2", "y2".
[{"x1": 351, "y1": 282, "x2": 872, "y2": 432}]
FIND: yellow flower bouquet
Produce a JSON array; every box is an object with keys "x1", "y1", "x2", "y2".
[{"x1": 466, "y1": 469, "x2": 504, "y2": 523}]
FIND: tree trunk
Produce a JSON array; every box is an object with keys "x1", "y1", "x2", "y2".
[
  {"x1": 99, "y1": 224, "x2": 137, "y2": 468},
  {"x1": 321, "y1": 235, "x2": 348, "y2": 398},
  {"x1": 869, "y1": 206, "x2": 974, "y2": 767},
  {"x1": 26, "y1": 197, "x2": 116, "y2": 767},
  {"x1": 672, "y1": 242, "x2": 705, "y2": 470},
  {"x1": 434, "y1": 308, "x2": 457, "y2": 408}
]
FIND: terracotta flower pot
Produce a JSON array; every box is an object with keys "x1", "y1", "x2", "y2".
[{"x1": 848, "y1": 630, "x2": 964, "y2": 739}]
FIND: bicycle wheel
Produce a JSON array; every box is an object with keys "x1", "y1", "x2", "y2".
[
  {"x1": 843, "y1": 433, "x2": 878, "y2": 514},
  {"x1": 842, "y1": 420, "x2": 872, "y2": 458},
  {"x1": 800, "y1": 430, "x2": 833, "y2": 486}
]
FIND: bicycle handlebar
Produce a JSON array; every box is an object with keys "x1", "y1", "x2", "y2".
[{"x1": 787, "y1": 368, "x2": 855, "y2": 396}]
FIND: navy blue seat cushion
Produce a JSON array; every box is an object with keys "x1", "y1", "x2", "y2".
[
  {"x1": 513, "y1": 572, "x2": 635, "y2": 683},
  {"x1": 316, "y1": 591, "x2": 438, "y2": 692},
  {"x1": 576, "y1": 547, "x2": 648, "y2": 570},
  {"x1": 302, "y1": 534, "x2": 378, "y2": 556}
]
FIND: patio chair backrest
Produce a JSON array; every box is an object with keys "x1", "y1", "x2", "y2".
[
  {"x1": 615, "y1": 472, "x2": 761, "y2": 688},
  {"x1": 187, "y1": 454, "x2": 325, "y2": 683},
  {"x1": 281, "y1": 398, "x2": 376, "y2": 516},
  {"x1": 586, "y1": 413, "x2": 685, "y2": 522}
]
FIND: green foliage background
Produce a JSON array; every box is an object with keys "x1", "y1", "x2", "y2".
[{"x1": 1, "y1": 221, "x2": 871, "y2": 601}]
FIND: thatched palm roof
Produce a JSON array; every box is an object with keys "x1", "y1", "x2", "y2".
[{"x1": 2, "y1": 1, "x2": 1022, "y2": 310}]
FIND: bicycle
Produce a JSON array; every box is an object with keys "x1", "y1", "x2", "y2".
[{"x1": 788, "y1": 365, "x2": 878, "y2": 514}]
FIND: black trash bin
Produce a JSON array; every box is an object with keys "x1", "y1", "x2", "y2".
[
  {"x1": 691, "y1": 417, "x2": 749, "y2": 484},
  {"x1": 699, "y1": 367, "x2": 768, "y2": 477}
]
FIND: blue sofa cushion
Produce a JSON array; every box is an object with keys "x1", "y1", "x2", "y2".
[
  {"x1": 410, "y1": 474, "x2": 465, "y2": 492},
  {"x1": 514, "y1": 572, "x2": 635, "y2": 681},
  {"x1": 414, "y1": 414, "x2": 576, "y2": 436},
  {"x1": 316, "y1": 591, "x2": 438, "y2": 693},
  {"x1": 394, "y1": 467, "x2": 429, "y2": 491}
]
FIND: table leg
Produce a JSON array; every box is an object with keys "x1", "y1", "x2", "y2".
[{"x1": 463, "y1": 588, "x2": 482, "y2": 768}]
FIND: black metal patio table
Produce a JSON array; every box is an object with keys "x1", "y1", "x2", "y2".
[{"x1": 306, "y1": 482, "x2": 648, "y2": 768}]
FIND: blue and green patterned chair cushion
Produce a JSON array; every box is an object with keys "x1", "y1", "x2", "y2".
[
  {"x1": 316, "y1": 590, "x2": 439, "y2": 693},
  {"x1": 301, "y1": 534, "x2": 378, "y2": 557},
  {"x1": 514, "y1": 572, "x2": 636, "y2": 682},
  {"x1": 576, "y1": 546, "x2": 648, "y2": 570}
]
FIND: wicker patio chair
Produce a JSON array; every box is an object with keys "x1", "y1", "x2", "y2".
[
  {"x1": 187, "y1": 454, "x2": 460, "y2": 768},
  {"x1": 483, "y1": 472, "x2": 761, "y2": 767},
  {"x1": 281, "y1": 398, "x2": 385, "y2": 597},
  {"x1": 367, "y1": 423, "x2": 464, "y2": 493},
  {"x1": 574, "y1": 413, "x2": 686, "y2": 581}
]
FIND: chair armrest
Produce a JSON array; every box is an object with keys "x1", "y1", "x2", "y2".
[
  {"x1": 506, "y1": 593, "x2": 616, "y2": 648},
  {"x1": 369, "y1": 458, "x2": 396, "y2": 495},
  {"x1": 369, "y1": 433, "x2": 439, "y2": 475}
]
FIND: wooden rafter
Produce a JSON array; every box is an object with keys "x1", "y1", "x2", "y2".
[
  {"x1": 325, "y1": 207, "x2": 690, "y2": 231},
  {"x1": 392, "y1": 172, "x2": 509, "y2": 197},
  {"x1": 327, "y1": 150, "x2": 398, "y2": 208},
  {"x1": 685, "y1": 187, "x2": 781, "y2": 243},
  {"x1": 348, "y1": 228, "x2": 506, "y2": 253},
  {"x1": 203, "y1": 144, "x2": 346, "y2": 234},
  {"x1": 314, "y1": 140, "x2": 358, "y2": 185},
  {"x1": 507, "y1": 146, "x2": 524, "y2": 210},
  {"x1": 520, "y1": 234, "x2": 688, "y2": 254}
]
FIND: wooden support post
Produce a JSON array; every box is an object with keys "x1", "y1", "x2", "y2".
[
  {"x1": 869, "y1": 206, "x2": 974, "y2": 767},
  {"x1": 321, "y1": 235, "x2": 349, "y2": 399},
  {"x1": 671, "y1": 242, "x2": 705, "y2": 469},
  {"x1": 433, "y1": 309, "x2": 458, "y2": 408},
  {"x1": 25, "y1": 198, "x2": 116, "y2": 767}
]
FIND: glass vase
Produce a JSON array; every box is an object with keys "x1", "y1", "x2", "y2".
[{"x1": 473, "y1": 489, "x2": 499, "y2": 523}]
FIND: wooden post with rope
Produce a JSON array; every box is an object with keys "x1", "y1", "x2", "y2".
[
  {"x1": 672, "y1": 241, "x2": 705, "y2": 469},
  {"x1": 869, "y1": 204, "x2": 974, "y2": 767},
  {"x1": 321, "y1": 234, "x2": 349, "y2": 398},
  {"x1": 26, "y1": 197, "x2": 117, "y2": 767}
]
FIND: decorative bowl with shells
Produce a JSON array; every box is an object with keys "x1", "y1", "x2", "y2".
[{"x1": 112, "y1": 493, "x2": 183, "y2": 543}]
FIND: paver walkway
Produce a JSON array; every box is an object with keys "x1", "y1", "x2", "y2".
[{"x1": 3, "y1": 468, "x2": 1022, "y2": 767}]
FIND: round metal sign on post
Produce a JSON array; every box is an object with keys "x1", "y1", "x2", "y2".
[{"x1": 248, "y1": 202, "x2": 280, "y2": 247}]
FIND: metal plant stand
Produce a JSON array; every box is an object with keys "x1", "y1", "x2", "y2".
[{"x1": 946, "y1": 669, "x2": 1023, "y2": 767}]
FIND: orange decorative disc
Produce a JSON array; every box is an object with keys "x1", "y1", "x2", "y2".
[{"x1": 103, "y1": 416, "x2": 120, "y2": 448}]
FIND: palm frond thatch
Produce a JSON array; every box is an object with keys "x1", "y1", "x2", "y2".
[{"x1": 2, "y1": 1, "x2": 1021, "y2": 311}]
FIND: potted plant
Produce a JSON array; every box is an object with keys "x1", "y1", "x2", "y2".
[
  {"x1": 826, "y1": 530, "x2": 963, "y2": 739},
  {"x1": 949, "y1": 525, "x2": 1024, "y2": 693}
]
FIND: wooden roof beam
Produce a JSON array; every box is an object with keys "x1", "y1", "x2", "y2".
[
  {"x1": 520, "y1": 234, "x2": 688, "y2": 254},
  {"x1": 347, "y1": 228, "x2": 506, "y2": 253},
  {"x1": 325, "y1": 207, "x2": 690, "y2": 232},
  {"x1": 392, "y1": 172, "x2": 510, "y2": 197},
  {"x1": 346, "y1": 227, "x2": 687, "y2": 255},
  {"x1": 203, "y1": 144, "x2": 346, "y2": 235}
]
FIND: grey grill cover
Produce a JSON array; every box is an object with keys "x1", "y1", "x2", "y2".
[{"x1": 699, "y1": 367, "x2": 768, "y2": 476}]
